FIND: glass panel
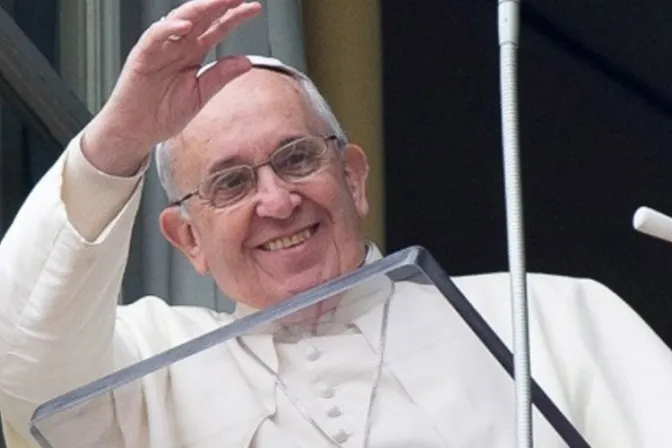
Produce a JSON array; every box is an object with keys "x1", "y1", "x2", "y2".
[{"x1": 30, "y1": 248, "x2": 584, "y2": 448}]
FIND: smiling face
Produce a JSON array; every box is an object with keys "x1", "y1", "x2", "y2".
[{"x1": 159, "y1": 69, "x2": 370, "y2": 310}]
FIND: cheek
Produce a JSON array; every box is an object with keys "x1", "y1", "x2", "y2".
[
  {"x1": 194, "y1": 209, "x2": 251, "y2": 266},
  {"x1": 302, "y1": 175, "x2": 360, "y2": 224},
  {"x1": 334, "y1": 175, "x2": 360, "y2": 217}
]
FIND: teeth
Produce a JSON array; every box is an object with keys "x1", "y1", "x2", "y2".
[{"x1": 263, "y1": 228, "x2": 314, "y2": 251}]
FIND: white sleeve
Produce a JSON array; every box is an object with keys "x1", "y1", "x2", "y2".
[
  {"x1": 0, "y1": 133, "x2": 148, "y2": 442},
  {"x1": 565, "y1": 278, "x2": 672, "y2": 447},
  {"x1": 456, "y1": 272, "x2": 672, "y2": 447},
  {"x1": 62, "y1": 131, "x2": 148, "y2": 241}
]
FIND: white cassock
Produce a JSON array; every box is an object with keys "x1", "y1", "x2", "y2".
[{"x1": 1, "y1": 135, "x2": 672, "y2": 448}]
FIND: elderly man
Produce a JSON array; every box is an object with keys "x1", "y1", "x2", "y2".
[{"x1": 1, "y1": 1, "x2": 672, "y2": 447}]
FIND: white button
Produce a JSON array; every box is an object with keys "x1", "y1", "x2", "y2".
[
  {"x1": 304, "y1": 346, "x2": 321, "y2": 361},
  {"x1": 332, "y1": 429, "x2": 349, "y2": 443},
  {"x1": 318, "y1": 385, "x2": 335, "y2": 399},
  {"x1": 326, "y1": 406, "x2": 342, "y2": 418}
]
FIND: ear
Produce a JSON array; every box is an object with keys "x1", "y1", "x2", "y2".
[
  {"x1": 159, "y1": 207, "x2": 209, "y2": 275},
  {"x1": 342, "y1": 144, "x2": 370, "y2": 218}
]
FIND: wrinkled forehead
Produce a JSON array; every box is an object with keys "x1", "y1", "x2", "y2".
[{"x1": 173, "y1": 68, "x2": 322, "y2": 188}]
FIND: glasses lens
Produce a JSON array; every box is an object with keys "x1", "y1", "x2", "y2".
[
  {"x1": 202, "y1": 167, "x2": 255, "y2": 207},
  {"x1": 273, "y1": 137, "x2": 328, "y2": 179}
]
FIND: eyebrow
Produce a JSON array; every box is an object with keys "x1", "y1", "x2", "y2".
[{"x1": 204, "y1": 134, "x2": 309, "y2": 176}]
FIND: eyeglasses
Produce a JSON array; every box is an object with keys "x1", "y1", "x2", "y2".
[{"x1": 170, "y1": 135, "x2": 339, "y2": 209}]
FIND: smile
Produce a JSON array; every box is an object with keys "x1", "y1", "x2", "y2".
[{"x1": 261, "y1": 225, "x2": 318, "y2": 251}]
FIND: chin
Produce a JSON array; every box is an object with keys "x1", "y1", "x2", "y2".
[{"x1": 279, "y1": 268, "x2": 333, "y2": 299}]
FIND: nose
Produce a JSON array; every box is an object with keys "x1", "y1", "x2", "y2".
[{"x1": 254, "y1": 167, "x2": 301, "y2": 219}]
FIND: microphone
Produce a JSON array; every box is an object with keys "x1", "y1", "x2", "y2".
[
  {"x1": 498, "y1": 2, "x2": 533, "y2": 448},
  {"x1": 633, "y1": 206, "x2": 672, "y2": 244}
]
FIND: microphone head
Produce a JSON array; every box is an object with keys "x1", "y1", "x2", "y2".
[{"x1": 633, "y1": 206, "x2": 672, "y2": 244}]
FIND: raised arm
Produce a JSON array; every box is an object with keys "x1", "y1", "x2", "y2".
[{"x1": 0, "y1": 0, "x2": 261, "y2": 442}]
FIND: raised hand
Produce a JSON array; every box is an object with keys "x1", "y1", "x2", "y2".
[{"x1": 82, "y1": 0, "x2": 262, "y2": 176}]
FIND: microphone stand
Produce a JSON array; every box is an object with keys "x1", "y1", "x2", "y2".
[{"x1": 498, "y1": 2, "x2": 533, "y2": 448}]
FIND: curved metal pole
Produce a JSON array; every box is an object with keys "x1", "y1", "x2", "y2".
[{"x1": 498, "y1": 1, "x2": 533, "y2": 447}]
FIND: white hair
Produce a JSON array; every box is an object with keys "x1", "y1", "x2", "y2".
[{"x1": 154, "y1": 57, "x2": 348, "y2": 204}]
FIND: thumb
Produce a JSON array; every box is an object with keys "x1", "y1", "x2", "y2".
[{"x1": 197, "y1": 55, "x2": 252, "y2": 105}]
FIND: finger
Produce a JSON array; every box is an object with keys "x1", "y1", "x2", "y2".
[
  {"x1": 168, "y1": 0, "x2": 244, "y2": 20},
  {"x1": 129, "y1": 18, "x2": 194, "y2": 66},
  {"x1": 144, "y1": 18, "x2": 194, "y2": 46},
  {"x1": 128, "y1": 19, "x2": 194, "y2": 70},
  {"x1": 168, "y1": 0, "x2": 246, "y2": 36},
  {"x1": 198, "y1": 2, "x2": 262, "y2": 48},
  {"x1": 197, "y1": 55, "x2": 252, "y2": 104}
]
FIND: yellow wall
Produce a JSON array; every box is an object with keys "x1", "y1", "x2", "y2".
[{"x1": 301, "y1": 0, "x2": 385, "y2": 251}]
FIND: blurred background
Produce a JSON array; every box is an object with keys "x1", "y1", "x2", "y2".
[{"x1": 2, "y1": 3, "x2": 672, "y2": 442}]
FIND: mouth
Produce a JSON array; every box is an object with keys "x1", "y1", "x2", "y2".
[{"x1": 260, "y1": 224, "x2": 319, "y2": 252}]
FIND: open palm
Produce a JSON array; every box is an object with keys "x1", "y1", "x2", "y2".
[{"x1": 99, "y1": 0, "x2": 261, "y2": 150}]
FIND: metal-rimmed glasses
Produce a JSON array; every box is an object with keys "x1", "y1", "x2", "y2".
[{"x1": 169, "y1": 135, "x2": 340, "y2": 209}]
